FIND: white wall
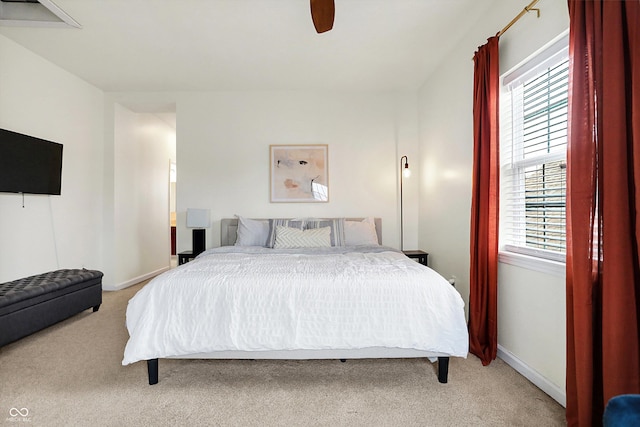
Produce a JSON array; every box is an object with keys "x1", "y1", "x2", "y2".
[
  {"x1": 417, "y1": 0, "x2": 569, "y2": 405},
  {"x1": 498, "y1": 262, "x2": 566, "y2": 404},
  {"x1": 175, "y1": 90, "x2": 420, "y2": 252},
  {"x1": 107, "y1": 105, "x2": 174, "y2": 289},
  {"x1": 0, "y1": 34, "x2": 105, "y2": 283},
  {"x1": 0, "y1": 35, "x2": 175, "y2": 291}
]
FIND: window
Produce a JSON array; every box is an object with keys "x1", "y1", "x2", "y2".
[{"x1": 500, "y1": 36, "x2": 569, "y2": 263}]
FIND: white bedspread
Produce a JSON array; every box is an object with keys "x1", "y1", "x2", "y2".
[{"x1": 122, "y1": 246, "x2": 468, "y2": 365}]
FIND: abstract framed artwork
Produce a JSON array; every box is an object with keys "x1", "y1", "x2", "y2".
[{"x1": 270, "y1": 144, "x2": 329, "y2": 203}]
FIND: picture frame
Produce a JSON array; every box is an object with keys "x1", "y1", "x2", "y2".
[{"x1": 270, "y1": 144, "x2": 329, "y2": 203}]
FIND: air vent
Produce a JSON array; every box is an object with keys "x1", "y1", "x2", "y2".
[{"x1": 0, "y1": 0, "x2": 80, "y2": 28}]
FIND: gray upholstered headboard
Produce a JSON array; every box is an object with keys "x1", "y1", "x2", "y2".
[{"x1": 221, "y1": 218, "x2": 382, "y2": 246}]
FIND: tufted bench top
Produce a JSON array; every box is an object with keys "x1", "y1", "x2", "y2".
[{"x1": 0, "y1": 269, "x2": 103, "y2": 310}]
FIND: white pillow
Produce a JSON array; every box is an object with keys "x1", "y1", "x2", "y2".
[
  {"x1": 273, "y1": 226, "x2": 331, "y2": 248},
  {"x1": 344, "y1": 218, "x2": 379, "y2": 246},
  {"x1": 234, "y1": 216, "x2": 270, "y2": 247}
]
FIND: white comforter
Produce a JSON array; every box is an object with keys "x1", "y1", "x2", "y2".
[{"x1": 122, "y1": 246, "x2": 468, "y2": 365}]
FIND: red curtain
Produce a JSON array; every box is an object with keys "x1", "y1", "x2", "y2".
[
  {"x1": 469, "y1": 36, "x2": 500, "y2": 366},
  {"x1": 566, "y1": 1, "x2": 640, "y2": 426}
]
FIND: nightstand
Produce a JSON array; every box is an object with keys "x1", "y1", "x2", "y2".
[
  {"x1": 178, "y1": 250, "x2": 196, "y2": 265},
  {"x1": 402, "y1": 250, "x2": 429, "y2": 266}
]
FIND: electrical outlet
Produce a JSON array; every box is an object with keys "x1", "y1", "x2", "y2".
[{"x1": 448, "y1": 275, "x2": 456, "y2": 287}]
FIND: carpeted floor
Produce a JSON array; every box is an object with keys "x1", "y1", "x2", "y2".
[{"x1": 0, "y1": 281, "x2": 566, "y2": 426}]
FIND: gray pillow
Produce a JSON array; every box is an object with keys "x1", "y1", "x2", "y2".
[
  {"x1": 305, "y1": 218, "x2": 345, "y2": 246},
  {"x1": 234, "y1": 216, "x2": 270, "y2": 247}
]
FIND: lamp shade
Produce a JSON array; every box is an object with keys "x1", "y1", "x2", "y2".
[{"x1": 186, "y1": 208, "x2": 210, "y2": 228}]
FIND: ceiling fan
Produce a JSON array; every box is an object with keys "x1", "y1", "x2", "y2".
[{"x1": 310, "y1": 0, "x2": 335, "y2": 33}]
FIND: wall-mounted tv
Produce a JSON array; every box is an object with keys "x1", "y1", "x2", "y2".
[{"x1": 0, "y1": 128, "x2": 63, "y2": 195}]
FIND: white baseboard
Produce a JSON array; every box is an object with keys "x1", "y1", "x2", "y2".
[
  {"x1": 497, "y1": 345, "x2": 566, "y2": 407},
  {"x1": 103, "y1": 266, "x2": 169, "y2": 291}
]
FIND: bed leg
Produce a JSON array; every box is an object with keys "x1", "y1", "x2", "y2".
[
  {"x1": 92, "y1": 304, "x2": 101, "y2": 312},
  {"x1": 147, "y1": 359, "x2": 159, "y2": 385},
  {"x1": 437, "y1": 357, "x2": 449, "y2": 383},
  {"x1": 340, "y1": 359, "x2": 346, "y2": 363}
]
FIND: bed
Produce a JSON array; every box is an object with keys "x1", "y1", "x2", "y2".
[{"x1": 122, "y1": 217, "x2": 468, "y2": 385}]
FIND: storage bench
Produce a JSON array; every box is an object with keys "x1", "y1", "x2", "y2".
[{"x1": 0, "y1": 269, "x2": 103, "y2": 347}]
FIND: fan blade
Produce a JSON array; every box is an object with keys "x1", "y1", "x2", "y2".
[{"x1": 310, "y1": 0, "x2": 334, "y2": 33}]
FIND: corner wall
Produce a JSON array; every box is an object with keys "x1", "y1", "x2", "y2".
[
  {"x1": 0, "y1": 34, "x2": 175, "y2": 291},
  {"x1": 417, "y1": 0, "x2": 569, "y2": 405},
  {"x1": 106, "y1": 105, "x2": 174, "y2": 289},
  {"x1": 0, "y1": 34, "x2": 105, "y2": 283}
]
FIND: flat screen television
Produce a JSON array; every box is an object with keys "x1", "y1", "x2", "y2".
[{"x1": 0, "y1": 128, "x2": 63, "y2": 195}]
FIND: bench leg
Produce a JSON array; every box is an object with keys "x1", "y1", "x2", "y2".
[
  {"x1": 92, "y1": 304, "x2": 101, "y2": 312},
  {"x1": 148, "y1": 359, "x2": 159, "y2": 385},
  {"x1": 437, "y1": 357, "x2": 449, "y2": 383}
]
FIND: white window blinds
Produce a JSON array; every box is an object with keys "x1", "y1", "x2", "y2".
[{"x1": 500, "y1": 39, "x2": 569, "y2": 262}]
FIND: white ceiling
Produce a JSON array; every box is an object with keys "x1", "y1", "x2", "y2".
[{"x1": 0, "y1": 0, "x2": 490, "y2": 93}]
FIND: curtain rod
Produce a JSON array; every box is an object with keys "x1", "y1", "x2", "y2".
[
  {"x1": 473, "y1": 0, "x2": 541, "y2": 61},
  {"x1": 498, "y1": 0, "x2": 541, "y2": 37}
]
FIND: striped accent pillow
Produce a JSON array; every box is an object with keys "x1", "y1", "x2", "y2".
[
  {"x1": 273, "y1": 226, "x2": 331, "y2": 249},
  {"x1": 305, "y1": 218, "x2": 345, "y2": 246},
  {"x1": 267, "y1": 219, "x2": 304, "y2": 248}
]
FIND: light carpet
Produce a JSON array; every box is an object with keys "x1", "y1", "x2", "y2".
[{"x1": 0, "y1": 280, "x2": 565, "y2": 426}]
